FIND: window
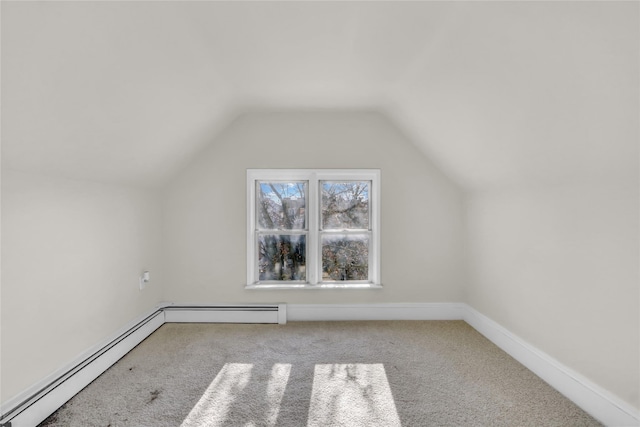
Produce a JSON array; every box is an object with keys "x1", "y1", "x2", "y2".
[{"x1": 247, "y1": 169, "x2": 380, "y2": 289}]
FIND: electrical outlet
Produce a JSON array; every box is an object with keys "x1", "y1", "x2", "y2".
[{"x1": 139, "y1": 271, "x2": 150, "y2": 290}]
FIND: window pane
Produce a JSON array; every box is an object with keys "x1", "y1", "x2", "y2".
[
  {"x1": 257, "y1": 182, "x2": 307, "y2": 230},
  {"x1": 321, "y1": 234, "x2": 369, "y2": 281},
  {"x1": 258, "y1": 234, "x2": 306, "y2": 281},
  {"x1": 321, "y1": 181, "x2": 369, "y2": 230}
]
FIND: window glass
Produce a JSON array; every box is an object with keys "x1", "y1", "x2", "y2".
[
  {"x1": 247, "y1": 170, "x2": 380, "y2": 288},
  {"x1": 321, "y1": 234, "x2": 369, "y2": 281},
  {"x1": 258, "y1": 234, "x2": 306, "y2": 281},
  {"x1": 257, "y1": 182, "x2": 307, "y2": 230},
  {"x1": 321, "y1": 181, "x2": 370, "y2": 230}
]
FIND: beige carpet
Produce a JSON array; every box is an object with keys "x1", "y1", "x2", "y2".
[{"x1": 39, "y1": 321, "x2": 601, "y2": 426}]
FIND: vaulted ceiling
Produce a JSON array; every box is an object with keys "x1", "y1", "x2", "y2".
[{"x1": 2, "y1": 1, "x2": 638, "y2": 190}]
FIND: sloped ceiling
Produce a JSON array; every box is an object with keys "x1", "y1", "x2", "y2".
[{"x1": 2, "y1": 1, "x2": 638, "y2": 190}]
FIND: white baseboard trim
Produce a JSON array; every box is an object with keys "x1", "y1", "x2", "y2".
[
  {"x1": 2, "y1": 302, "x2": 636, "y2": 427},
  {"x1": 287, "y1": 302, "x2": 465, "y2": 321},
  {"x1": 462, "y1": 304, "x2": 639, "y2": 427},
  {"x1": 290, "y1": 302, "x2": 639, "y2": 426},
  {"x1": 0, "y1": 308, "x2": 165, "y2": 427}
]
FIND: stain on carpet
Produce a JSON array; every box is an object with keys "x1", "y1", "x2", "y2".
[{"x1": 148, "y1": 389, "x2": 161, "y2": 404}]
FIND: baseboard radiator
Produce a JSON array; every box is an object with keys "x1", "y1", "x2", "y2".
[
  {"x1": 164, "y1": 304, "x2": 287, "y2": 324},
  {"x1": 0, "y1": 304, "x2": 286, "y2": 427},
  {"x1": 0, "y1": 310, "x2": 165, "y2": 427}
]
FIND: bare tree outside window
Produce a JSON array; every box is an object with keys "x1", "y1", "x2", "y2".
[
  {"x1": 257, "y1": 182, "x2": 307, "y2": 281},
  {"x1": 247, "y1": 170, "x2": 380, "y2": 287},
  {"x1": 321, "y1": 181, "x2": 369, "y2": 229},
  {"x1": 322, "y1": 235, "x2": 369, "y2": 281},
  {"x1": 321, "y1": 181, "x2": 371, "y2": 281},
  {"x1": 258, "y1": 182, "x2": 306, "y2": 230},
  {"x1": 258, "y1": 234, "x2": 306, "y2": 281}
]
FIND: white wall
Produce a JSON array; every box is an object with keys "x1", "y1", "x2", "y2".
[
  {"x1": 467, "y1": 180, "x2": 639, "y2": 410},
  {"x1": 163, "y1": 111, "x2": 465, "y2": 304},
  {"x1": 1, "y1": 169, "x2": 164, "y2": 402}
]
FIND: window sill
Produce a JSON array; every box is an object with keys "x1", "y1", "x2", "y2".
[{"x1": 245, "y1": 283, "x2": 383, "y2": 290}]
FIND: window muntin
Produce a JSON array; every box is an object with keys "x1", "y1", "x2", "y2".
[{"x1": 247, "y1": 170, "x2": 380, "y2": 288}]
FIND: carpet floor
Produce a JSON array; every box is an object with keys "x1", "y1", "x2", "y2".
[{"x1": 39, "y1": 321, "x2": 601, "y2": 426}]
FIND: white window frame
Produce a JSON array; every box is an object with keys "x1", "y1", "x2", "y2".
[{"x1": 246, "y1": 169, "x2": 381, "y2": 289}]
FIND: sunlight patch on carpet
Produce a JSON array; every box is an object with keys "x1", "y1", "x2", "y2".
[
  {"x1": 307, "y1": 363, "x2": 401, "y2": 427},
  {"x1": 180, "y1": 363, "x2": 292, "y2": 427},
  {"x1": 181, "y1": 363, "x2": 253, "y2": 426},
  {"x1": 264, "y1": 363, "x2": 292, "y2": 426}
]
